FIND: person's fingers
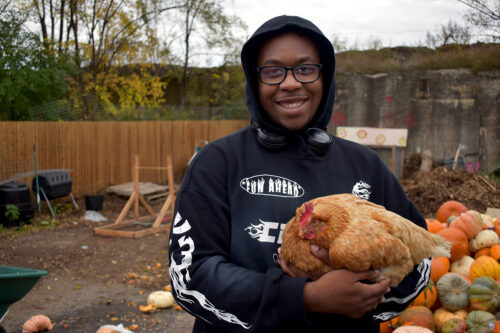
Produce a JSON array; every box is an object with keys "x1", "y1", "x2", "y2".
[
  {"x1": 355, "y1": 269, "x2": 382, "y2": 283},
  {"x1": 310, "y1": 244, "x2": 330, "y2": 265}
]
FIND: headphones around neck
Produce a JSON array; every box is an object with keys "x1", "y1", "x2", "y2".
[{"x1": 252, "y1": 121, "x2": 333, "y2": 155}]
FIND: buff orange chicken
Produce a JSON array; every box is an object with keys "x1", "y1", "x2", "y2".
[{"x1": 280, "y1": 194, "x2": 451, "y2": 286}]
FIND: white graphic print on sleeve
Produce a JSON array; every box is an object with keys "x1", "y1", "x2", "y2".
[
  {"x1": 373, "y1": 258, "x2": 431, "y2": 321},
  {"x1": 169, "y1": 212, "x2": 251, "y2": 329}
]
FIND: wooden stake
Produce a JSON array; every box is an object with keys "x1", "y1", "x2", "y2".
[
  {"x1": 452, "y1": 145, "x2": 461, "y2": 170},
  {"x1": 134, "y1": 155, "x2": 139, "y2": 218}
]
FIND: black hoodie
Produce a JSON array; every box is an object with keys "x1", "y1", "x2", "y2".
[{"x1": 169, "y1": 15, "x2": 428, "y2": 333}]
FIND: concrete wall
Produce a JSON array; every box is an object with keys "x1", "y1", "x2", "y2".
[{"x1": 331, "y1": 69, "x2": 500, "y2": 174}]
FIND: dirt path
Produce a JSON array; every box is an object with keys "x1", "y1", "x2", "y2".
[{"x1": 0, "y1": 196, "x2": 195, "y2": 333}]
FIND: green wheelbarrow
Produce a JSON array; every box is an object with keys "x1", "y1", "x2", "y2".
[{"x1": 0, "y1": 266, "x2": 48, "y2": 331}]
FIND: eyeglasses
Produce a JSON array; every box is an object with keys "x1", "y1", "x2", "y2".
[{"x1": 257, "y1": 64, "x2": 322, "y2": 85}]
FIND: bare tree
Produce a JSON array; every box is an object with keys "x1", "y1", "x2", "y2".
[
  {"x1": 457, "y1": 0, "x2": 500, "y2": 41},
  {"x1": 425, "y1": 20, "x2": 471, "y2": 47},
  {"x1": 176, "y1": 0, "x2": 246, "y2": 108}
]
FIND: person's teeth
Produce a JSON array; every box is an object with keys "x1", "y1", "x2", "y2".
[{"x1": 280, "y1": 101, "x2": 303, "y2": 108}]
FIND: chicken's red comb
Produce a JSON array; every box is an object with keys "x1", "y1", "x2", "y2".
[{"x1": 299, "y1": 202, "x2": 314, "y2": 227}]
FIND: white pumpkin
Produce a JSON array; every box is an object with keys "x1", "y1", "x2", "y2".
[
  {"x1": 469, "y1": 230, "x2": 500, "y2": 252},
  {"x1": 450, "y1": 255, "x2": 474, "y2": 277},
  {"x1": 393, "y1": 326, "x2": 433, "y2": 333},
  {"x1": 147, "y1": 290, "x2": 174, "y2": 308}
]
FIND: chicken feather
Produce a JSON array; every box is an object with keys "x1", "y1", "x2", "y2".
[{"x1": 281, "y1": 193, "x2": 451, "y2": 286}]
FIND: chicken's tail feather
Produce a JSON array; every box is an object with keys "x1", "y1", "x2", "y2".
[{"x1": 428, "y1": 234, "x2": 452, "y2": 258}]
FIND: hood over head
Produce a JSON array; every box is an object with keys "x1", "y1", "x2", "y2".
[{"x1": 241, "y1": 15, "x2": 336, "y2": 135}]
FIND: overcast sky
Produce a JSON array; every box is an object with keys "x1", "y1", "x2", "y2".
[{"x1": 222, "y1": 0, "x2": 468, "y2": 49}]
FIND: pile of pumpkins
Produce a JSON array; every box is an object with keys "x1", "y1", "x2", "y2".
[{"x1": 381, "y1": 200, "x2": 500, "y2": 333}]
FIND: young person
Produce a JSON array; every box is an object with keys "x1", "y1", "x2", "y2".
[{"x1": 168, "y1": 15, "x2": 429, "y2": 332}]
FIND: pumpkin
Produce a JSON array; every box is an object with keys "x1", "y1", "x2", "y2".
[
  {"x1": 431, "y1": 257, "x2": 451, "y2": 283},
  {"x1": 147, "y1": 290, "x2": 174, "y2": 308},
  {"x1": 396, "y1": 306, "x2": 435, "y2": 332},
  {"x1": 22, "y1": 315, "x2": 54, "y2": 333},
  {"x1": 438, "y1": 228, "x2": 468, "y2": 262},
  {"x1": 465, "y1": 310, "x2": 497, "y2": 333},
  {"x1": 490, "y1": 245, "x2": 500, "y2": 261},
  {"x1": 449, "y1": 211, "x2": 483, "y2": 239},
  {"x1": 441, "y1": 317, "x2": 467, "y2": 333},
  {"x1": 392, "y1": 326, "x2": 433, "y2": 333},
  {"x1": 433, "y1": 307, "x2": 468, "y2": 332},
  {"x1": 470, "y1": 256, "x2": 500, "y2": 281},
  {"x1": 411, "y1": 279, "x2": 438, "y2": 308},
  {"x1": 436, "y1": 273, "x2": 470, "y2": 311},
  {"x1": 437, "y1": 201, "x2": 468, "y2": 223},
  {"x1": 469, "y1": 276, "x2": 500, "y2": 312},
  {"x1": 493, "y1": 321, "x2": 500, "y2": 333},
  {"x1": 380, "y1": 320, "x2": 395, "y2": 333},
  {"x1": 483, "y1": 215, "x2": 496, "y2": 229},
  {"x1": 494, "y1": 218, "x2": 500, "y2": 238},
  {"x1": 450, "y1": 255, "x2": 474, "y2": 277},
  {"x1": 427, "y1": 218, "x2": 444, "y2": 234},
  {"x1": 475, "y1": 247, "x2": 492, "y2": 259},
  {"x1": 469, "y1": 230, "x2": 500, "y2": 253}
]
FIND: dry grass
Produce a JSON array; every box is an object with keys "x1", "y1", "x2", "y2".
[{"x1": 336, "y1": 43, "x2": 500, "y2": 74}]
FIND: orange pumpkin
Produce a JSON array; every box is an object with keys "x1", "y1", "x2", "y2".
[
  {"x1": 494, "y1": 320, "x2": 500, "y2": 333},
  {"x1": 469, "y1": 256, "x2": 500, "y2": 280},
  {"x1": 431, "y1": 257, "x2": 450, "y2": 283},
  {"x1": 410, "y1": 280, "x2": 437, "y2": 308},
  {"x1": 474, "y1": 247, "x2": 491, "y2": 259},
  {"x1": 456, "y1": 273, "x2": 472, "y2": 285},
  {"x1": 490, "y1": 245, "x2": 500, "y2": 261},
  {"x1": 494, "y1": 218, "x2": 500, "y2": 238},
  {"x1": 426, "y1": 218, "x2": 443, "y2": 233},
  {"x1": 380, "y1": 320, "x2": 394, "y2": 333},
  {"x1": 396, "y1": 306, "x2": 435, "y2": 332},
  {"x1": 436, "y1": 201, "x2": 468, "y2": 223},
  {"x1": 449, "y1": 211, "x2": 483, "y2": 239},
  {"x1": 437, "y1": 228, "x2": 468, "y2": 261}
]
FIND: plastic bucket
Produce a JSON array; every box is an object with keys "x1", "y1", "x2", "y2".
[{"x1": 85, "y1": 195, "x2": 103, "y2": 211}]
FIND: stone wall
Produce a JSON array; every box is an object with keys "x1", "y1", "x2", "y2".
[{"x1": 331, "y1": 69, "x2": 500, "y2": 174}]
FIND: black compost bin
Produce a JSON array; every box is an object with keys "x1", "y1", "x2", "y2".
[
  {"x1": 32, "y1": 170, "x2": 72, "y2": 199},
  {"x1": 0, "y1": 182, "x2": 34, "y2": 227}
]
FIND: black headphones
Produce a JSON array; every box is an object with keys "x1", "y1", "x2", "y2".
[{"x1": 252, "y1": 121, "x2": 333, "y2": 155}]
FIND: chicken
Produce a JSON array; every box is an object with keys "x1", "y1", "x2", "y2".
[{"x1": 280, "y1": 193, "x2": 451, "y2": 286}]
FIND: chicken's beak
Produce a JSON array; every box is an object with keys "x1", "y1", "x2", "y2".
[{"x1": 299, "y1": 228, "x2": 315, "y2": 240}]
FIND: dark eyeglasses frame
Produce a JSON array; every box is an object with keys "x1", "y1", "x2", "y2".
[{"x1": 257, "y1": 64, "x2": 323, "y2": 85}]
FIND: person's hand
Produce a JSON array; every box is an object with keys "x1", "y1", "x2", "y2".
[
  {"x1": 278, "y1": 244, "x2": 390, "y2": 318},
  {"x1": 303, "y1": 269, "x2": 390, "y2": 318},
  {"x1": 278, "y1": 244, "x2": 332, "y2": 280}
]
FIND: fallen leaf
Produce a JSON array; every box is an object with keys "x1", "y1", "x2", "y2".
[
  {"x1": 139, "y1": 304, "x2": 157, "y2": 313},
  {"x1": 129, "y1": 324, "x2": 139, "y2": 330},
  {"x1": 164, "y1": 285, "x2": 171, "y2": 292}
]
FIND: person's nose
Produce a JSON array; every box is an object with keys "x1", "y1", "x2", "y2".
[{"x1": 279, "y1": 70, "x2": 302, "y2": 90}]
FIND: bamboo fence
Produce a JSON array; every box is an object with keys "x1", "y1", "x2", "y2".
[{"x1": 0, "y1": 121, "x2": 248, "y2": 197}]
